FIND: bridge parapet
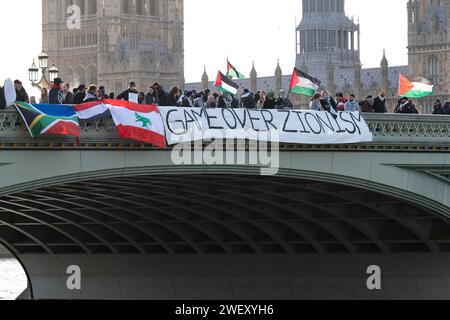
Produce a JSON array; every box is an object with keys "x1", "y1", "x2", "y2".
[{"x1": 0, "y1": 110, "x2": 448, "y2": 149}]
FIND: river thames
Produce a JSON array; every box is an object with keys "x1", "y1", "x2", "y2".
[{"x1": 0, "y1": 258, "x2": 27, "y2": 300}]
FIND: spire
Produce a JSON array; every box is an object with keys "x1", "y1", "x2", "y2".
[
  {"x1": 380, "y1": 50, "x2": 389, "y2": 96},
  {"x1": 275, "y1": 59, "x2": 282, "y2": 93},
  {"x1": 250, "y1": 61, "x2": 257, "y2": 93},
  {"x1": 381, "y1": 49, "x2": 388, "y2": 67},
  {"x1": 202, "y1": 65, "x2": 209, "y2": 90}
]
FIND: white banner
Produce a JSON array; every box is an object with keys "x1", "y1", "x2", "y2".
[{"x1": 159, "y1": 107, "x2": 373, "y2": 145}]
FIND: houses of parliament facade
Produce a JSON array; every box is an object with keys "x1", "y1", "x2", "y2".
[
  {"x1": 43, "y1": 0, "x2": 448, "y2": 113},
  {"x1": 42, "y1": 0, "x2": 184, "y2": 95}
]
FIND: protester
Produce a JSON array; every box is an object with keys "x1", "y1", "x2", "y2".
[
  {"x1": 29, "y1": 96, "x2": 37, "y2": 104},
  {"x1": 275, "y1": 89, "x2": 293, "y2": 110},
  {"x1": 138, "y1": 92, "x2": 145, "y2": 104},
  {"x1": 309, "y1": 93, "x2": 323, "y2": 111},
  {"x1": 144, "y1": 87, "x2": 158, "y2": 105},
  {"x1": 73, "y1": 85, "x2": 86, "y2": 104},
  {"x1": 193, "y1": 92, "x2": 206, "y2": 108},
  {"x1": 166, "y1": 86, "x2": 181, "y2": 106},
  {"x1": 62, "y1": 83, "x2": 74, "y2": 104},
  {"x1": 256, "y1": 91, "x2": 266, "y2": 109},
  {"x1": 49, "y1": 78, "x2": 63, "y2": 104},
  {"x1": 345, "y1": 94, "x2": 359, "y2": 112},
  {"x1": 373, "y1": 91, "x2": 387, "y2": 113},
  {"x1": 98, "y1": 86, "x2": 109, "y2": 99},
  {"x1": 117, "y1": 82, "x2": 139, "y2": 103},
  {"x1": 39, "y1": 87, "x2": 49, "y2": 104},
  {"x1": 14, "y1": 80, "x2": 29, "y2": 103},
  {"x1": 263, "y1": 92, "x2": 276, "y2": 109},
  {"x1": 109, "y1": 92, "x2": 115, "y2": 99},
  {"x1": 359, "y1": 95, "x2": 374, "y2": 113},
  {"x1": 432, "y1": 100, "x2": 445, "y2": 115},
  {"x1": 320, "y1": 90, "x2": 335, "y2": 112},
  {"x1": 206, "y1": 94, "x2": 217, "y2": 108},
  {"x1": 203, "y1": 89, "x2": 211, "y2": 104},
  {"x1": 83, "y1": 85, "x2": 100, "y2": 102},
  {"x1": 152, "y1": 83, "x2": 167, "y2": 106},
  {"x1": 443, "y1": 102, "x2": 450, "y2": 114},
  {"x1": 395, "y1": 97, "x2": 419, "y2": 114},
  {"x1": 335, "y1": 92, "x2": 347, "y2": 111},
  {"x1": 181, "y1": 91, "x2": 194, "y2": 107},
  {"x1": 241, "y1": 89, "x2": 255, "y2": 108}
]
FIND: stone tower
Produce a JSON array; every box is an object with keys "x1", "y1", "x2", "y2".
[
  {"x1": 407, "y1": 0, "x2": 449, "y2": 96},
  {"x1": 296, "y1": 0, "x2": 360, "y2": 78},
  {"x1": 42, "y1": 0, "x2": 184, "y2": 94}
]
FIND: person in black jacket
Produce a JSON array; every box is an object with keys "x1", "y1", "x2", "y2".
[
  {"x1": 62, "y1": 83, "x2": 74, "y2": 104},
  {"x1": 240, "y1": 89, "x2": 255, "y2": 108},
  {"x1": 14, "y1": 80, "x2": 29, "y2": 103},
  {"x1": 166, "y1": 87, "x2": 181, "y2": 106},
  {"x1": 117, "y1": 82, "x2": 139, "y2": 103},
  {"x1": 49, "y1": 78, "x2": 63, "y2": 104},
  {"x1": 396, "y1": 98, "x2": 419, "y2": 114},
  {"x1": 432, "y1": 100, "x2": 445, "y2": 115},
  {"x1": 98, "y1": 86, "x2": 109, "y2": 99},
  {"x1": 73, "y1": 84, "x2": 86, "y2": 104},
  {"x1": 373, "y1": 92, "x2": 387, "y2": 113}
]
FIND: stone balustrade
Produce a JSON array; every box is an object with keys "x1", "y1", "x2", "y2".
[{"x1": 0, "y1": 109, "x2": 448, "y2": 150}]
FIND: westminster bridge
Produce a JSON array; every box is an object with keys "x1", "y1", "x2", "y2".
[{"x1": 0, "y1": 110, "x2": 449, "y2": 300}]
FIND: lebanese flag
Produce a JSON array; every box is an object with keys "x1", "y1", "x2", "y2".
[
  {"x1": 398, "y1": 73, "x2": 434, "y2": 98},
  {"x1": 74, "y1": 100, "x2": 109, "y2": 120},
  {"x1": 289, "y1": 68, "x2": 321, "y2": 97},
  {"x1": 103, "y1": 99, "x2": 166, "y2": 148}
]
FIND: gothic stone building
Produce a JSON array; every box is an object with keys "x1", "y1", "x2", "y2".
[
  {"x1": 188, "y1": 0, "x2": 410, "y2": 111},
  {"x1": 408, "y1": 0, "x2": 450, "y2": 111},
  {"x1": 42, "y1": 0, "x2": 184, "y2": 94}
]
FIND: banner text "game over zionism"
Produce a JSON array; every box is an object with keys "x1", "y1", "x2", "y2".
[{"x1": 159, "y1": 107, "x2": 373, "y2": 145}]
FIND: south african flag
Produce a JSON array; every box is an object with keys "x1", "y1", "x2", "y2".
[{"x1": 14, "y1": 101, "x2": 80, "y2": 139}]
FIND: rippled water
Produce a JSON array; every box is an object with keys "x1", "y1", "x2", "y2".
[{"x1": 0, "y1": 258, "x2": 28, "y2": 300}]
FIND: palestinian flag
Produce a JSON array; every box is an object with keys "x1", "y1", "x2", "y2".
[
  {"x1": 289, "y1": 68, "x2": 321, "y2": 97},
  {"x1": 226, "y1": 60, "x2": 245, "y2": 80},
  {"x1": 103, "y1": 99, "x2": 166, "y2": 148},
  {"x1": 74, "y1": 100, "x2": 109, "y2": 120},
  {"x1": 398, "y1": 74, "x2": 434, "y2": 98},
  {"x1": 14, "y1": 101, "x2": 80, "y2": 139},
  {"x1": 215, "y1": 71, "x2": 239, "y2": 96}
]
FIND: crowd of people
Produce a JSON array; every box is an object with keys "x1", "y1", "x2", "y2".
[{"x1": 10, "y1": 77, "x2": 450, "y2": 115}]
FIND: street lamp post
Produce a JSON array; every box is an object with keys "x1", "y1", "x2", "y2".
[{"x1": 28, "y1": 51, "x2": 59, "y2": 90}]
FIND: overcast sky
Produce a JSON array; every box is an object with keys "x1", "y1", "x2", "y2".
[{"x1": 0, "y1": 0, "x2": 408, "y2": 95}]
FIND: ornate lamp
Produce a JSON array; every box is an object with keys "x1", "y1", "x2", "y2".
[
  {"x1": 38, "y1": 51, "x2": 49, "y2": 69},
  {"x1": 28, "y1": 60, "x2": 39, "y2": 83},
  {"x1": 48, "y1": 64, "x2": 59, "y2": 83}
]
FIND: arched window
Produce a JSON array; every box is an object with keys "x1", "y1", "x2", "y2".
[
  {"x1": 428, "y1": 56, "x2": 439, "y2": 85},
  {"x1": 88, "y1": 0, "x2": 97, "y2": 15},
  {"x1": 136, "y1": 0, "x2": 146, "y2": 15},
  {"x1": 123, "y1": 0, "x2": 132, "y2": 14},
  {"x1": 149, "y1": 0, "x2": 159, "y2": 16},
  {"x1": 79, "y1": 0, "x2": 85, "y2": 15}
]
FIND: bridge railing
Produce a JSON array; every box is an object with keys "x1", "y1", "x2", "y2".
[{"x1": 0, "y1": 109, "x2": 448, "y2": 149}]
